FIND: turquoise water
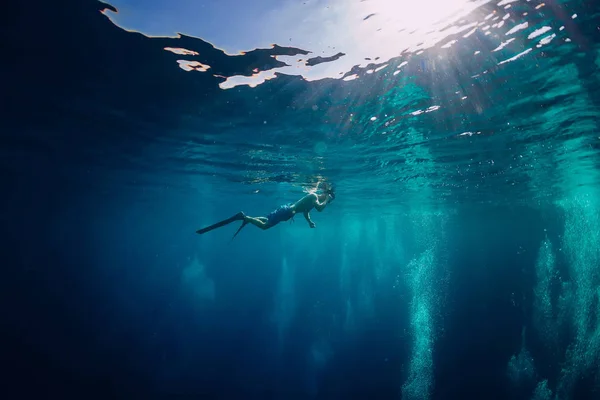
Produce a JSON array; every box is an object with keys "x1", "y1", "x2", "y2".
[{"x1": 2, "y1": 0, "x2": 600, "y2": 399}]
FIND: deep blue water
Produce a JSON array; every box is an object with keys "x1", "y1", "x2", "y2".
[{"x1": 3, "y1": 0, "x2": 600, "y2": 399}]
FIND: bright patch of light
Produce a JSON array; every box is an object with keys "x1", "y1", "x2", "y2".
[
  {"x1": 506, "y1": 22, "x2": 528, "y2": 35},
  {"x1": 411, "y1": 105, "x2": 440, "y2": 116},
  {"x1": 537, "y1": 34, "x2": 556, "y2": 47},
  {"x1": 464, "y1": 27, "x2": 478, "y2": 38},
  {"x1": 164, "y1": 47, "x2": 199, "y2": 56},
  {"x1": 177, "y1": 60, "x2": 210, "y2": 72},
  {"x1": 498, "y1": 48, "x2": 532, "y2": 65},
  {"x1": 260, "y1": 0, "x2": 491, "y2": 82},
  {"x1": 492, "y1": 38, "x2": 516, "y2": 52},
  {"x1": 441, "y1": 40, "x2": 458, "y2": 49},
  {"x1": 528, "y1": 26, "x2": 552, "y2": 40},
  {"x1": 219, "y1": 70, "x2": 278, "y2": 89}
]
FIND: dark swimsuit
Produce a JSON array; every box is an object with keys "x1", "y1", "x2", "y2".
[{"x1": 266, "y1": 204, "x2": 295, "y2": 227}]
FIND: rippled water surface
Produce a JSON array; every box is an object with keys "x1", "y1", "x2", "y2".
[{"x1": 76, "y1": 0, "x2": 600, "y2": 209}]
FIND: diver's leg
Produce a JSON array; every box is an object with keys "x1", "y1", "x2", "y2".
[
  {"x1": 232, "y1": 216, "x2": 270, "y2": 240},
  {"x1": 244, "y1": 216, "x2": 270, "y2": 230}
]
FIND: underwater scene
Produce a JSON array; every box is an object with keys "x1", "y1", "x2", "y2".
[{"x1": 3, "y1": 0, "x2": 600, "y2": 399}]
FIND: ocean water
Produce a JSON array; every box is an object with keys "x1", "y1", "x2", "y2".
[{"x1": 2, "y1": 0, "x2": 600, "y2": 399}]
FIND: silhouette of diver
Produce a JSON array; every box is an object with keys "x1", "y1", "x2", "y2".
[{"x1": 196, "y1": 182, "x2": 335, "y2": 240}]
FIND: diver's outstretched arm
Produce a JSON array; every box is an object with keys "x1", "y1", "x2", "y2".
[{"x1": 304, "y1": 211, "x2": 315, "y2": 228}]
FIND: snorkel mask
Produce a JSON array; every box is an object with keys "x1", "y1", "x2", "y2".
[
  {"x1": 327, "y1": 187, "x2": 335, "y2": 201},
  {"x1": 316, "y1": 181, "x2": 335, "y2": 201}
]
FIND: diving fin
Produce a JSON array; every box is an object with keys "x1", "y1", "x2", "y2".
[
  {"x1": 196, "y1": 212, "x2": 245, "y2": 235},
  {"x1": 231, "y1": 220, "x2": 248, "y2": 241}
]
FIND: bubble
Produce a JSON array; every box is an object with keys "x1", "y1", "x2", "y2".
[{"x1": 314, "y1": 141, "x2": 328, "y2": 154}]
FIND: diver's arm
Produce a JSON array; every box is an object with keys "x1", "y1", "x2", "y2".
[
  {"x1": 314, "y1": 194, "x2": 331, "y2": 212},
  {"x1": 304, "y1": 211, "x2": 316, "y2": 228},
  {"x1": 316, "y1": 181, "x2": 327, "y2": 192}
]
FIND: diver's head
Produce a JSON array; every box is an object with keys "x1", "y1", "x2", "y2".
[
  {"x1": 318, "y1": 181, "x2": 329, "y2": 190},
  {"x1": 315, "y1": 181, "x2": 335, "y2": 199},
  {"x1": 326, "y1": 185, "x2": 335, "y2": 200}
]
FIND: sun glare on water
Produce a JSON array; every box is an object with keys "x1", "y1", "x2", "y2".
[
  {"x1": 343, "y1": 0, "x2": 487, "y2": 60},
  {"x1": 219, "y1": 0, "x2": 488, "y2": 88},
  {"x1": 360, "y1": 0, "x2": 475, "y2": 34}
]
